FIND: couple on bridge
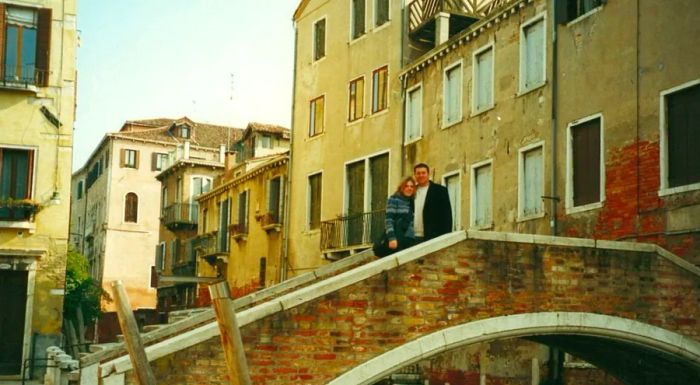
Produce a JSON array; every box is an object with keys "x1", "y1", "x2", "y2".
[{"x1": 374, "y1": 163, "x2": 453, "y2": 257}]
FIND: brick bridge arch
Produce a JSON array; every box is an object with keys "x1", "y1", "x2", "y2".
[
  {"x1": 97, "y1": 231, "x2": 700, "y2": 385},
  {"x1": 329, "y1": 312, "x2": 700, "y2": 385}
]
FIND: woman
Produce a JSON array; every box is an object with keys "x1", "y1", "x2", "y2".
[{"x1": 374, "y1": 176, "x2": 417, "y2": 257}]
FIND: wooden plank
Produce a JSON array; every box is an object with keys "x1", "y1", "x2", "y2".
[
  {"x1": 111, "y1": 280, "x2": 157, "y2": 385},
  {"x1": 209, "y1": 282, "x2": 252, "y2": 385}
]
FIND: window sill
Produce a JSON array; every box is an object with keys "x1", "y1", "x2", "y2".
[
  {"x1": 262, "y1": 223, "x2": 281, "y2": 233},
  {"x1": 304, "y1": 229, "x2": 321, "y2": 236},
  {"x1": 517, "y1": 212, "x2": 545, "y2": 223},
  {"x1": 565, "y1": 6, "x2": 603, "y2": 27},
  {"x1": 470, "y1": 222, "x2": 493, "y2": 231},
  {"x1": 471, "y1": 104, "x2": 495, "y2": 118},
  {"x1": 232, "y1": 233, "x2": 248, "y2": 242},
  {"x1": 0, "y1": 82, "x2": 38, "y2": 93},
  {"x1": 348, "y1": 33, "x2": 367, "y2": 46},
  {"x1": 403, "y1": 136, "x2": 423, "y2": 146},
  {"x1": 312, "y1": 56, "x2": 327, "y2": 65},
  {"x1": 658, "y1": 183, "x2": 700, "y2": 197},
  {"x1": 370, "y1": 108, "x2": 389, "y2": 118},
  {"x1": 306, "y1": 132, "x2": 325, "y2": 142},
  {"x1": 441, "y1": 117, "x2": 463, "y2": 130},
  {"x1": 566, "y1": 201, "x2": 603, "y2": 215},
  {"x1": 0, "y1": 220, "x2": 36, "y2": 233},
  {"x1": 372, "y1": 21, "x2": 391, "y2": 33},
  {"x1": 346, "y1": 117, "x2": 365, "y2": 128},
  {"x1": 517, "y1": 81, "x2": 547, "y2": 97}
]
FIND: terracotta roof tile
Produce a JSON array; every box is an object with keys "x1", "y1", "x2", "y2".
[{"x1": 112, "y1": 117, "x2": 244, "y2": 149}]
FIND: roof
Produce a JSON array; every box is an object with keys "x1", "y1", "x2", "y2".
[
  {"x1": 242, "y1": 122, "x2": 290, "y2": 140},
  {"x1": 292, "y1": 0, "x2": 310, "y2": 21},
  {"x1": 111, "y1": 117, "x2": 244, "y2": 149}
]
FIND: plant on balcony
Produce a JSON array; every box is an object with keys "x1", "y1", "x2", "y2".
[{"x1": 0, "y1": 197, "x2": 41, "y2": 220}]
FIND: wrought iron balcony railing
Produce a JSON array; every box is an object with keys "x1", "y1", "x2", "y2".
[
  {"x1": 1, "y1": 65, "x2": 48, "y2": 90},
  {"x1": 161, "y1": 203, "x2": 198, "y2": 230},
  {"x1": 193, "y1": 232, "x2": 227, "y2": 259},
  {"x1": 229, "y1": 223, "x2": 248, "y2": 239},
  {"x1": 320, "y1": 209, "x2": 385, "y2": 251}
]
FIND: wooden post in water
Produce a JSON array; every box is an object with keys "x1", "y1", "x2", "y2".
[
  {"x1": 111, "y1": 280, "x2": 157, "y2": 385},
  {"x1": 209, "y1": 281, "x2": 252, "y2": 385}
]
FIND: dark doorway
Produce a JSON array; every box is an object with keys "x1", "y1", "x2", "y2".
[{"x1": 0, "y1": 270, "x2": 28, "y2": 375}]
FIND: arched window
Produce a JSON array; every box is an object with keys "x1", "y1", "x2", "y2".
[{"x1": 125, "y1": 193, "x2": 138, "y2": 222}]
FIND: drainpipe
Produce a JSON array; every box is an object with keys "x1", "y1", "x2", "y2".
[
  {"x1": 280, "y1": 24, "x2": 299, "y2": 282},
  {"x1": 549, "y1": 0, "x2": 559, "y2": 237}
]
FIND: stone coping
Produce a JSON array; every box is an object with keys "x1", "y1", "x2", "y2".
[{"x1": 99, "y1": 230, "x2": 698, "y2": 377}]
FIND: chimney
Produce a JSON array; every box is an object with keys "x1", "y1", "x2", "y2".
[{"x1": 435, "y1": 12, "x2": 450, "y2": 46}]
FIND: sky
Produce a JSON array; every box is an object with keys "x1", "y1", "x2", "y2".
[{"x1": 73, "y1": 0, "x2": 299, "y2": 170}]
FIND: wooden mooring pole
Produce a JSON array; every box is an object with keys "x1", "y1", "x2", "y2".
[
  {"x1": 111, "y1": 280, "x2": 157, "y2": 385},
  {"x1": 209, "y1": 281, "x2": 252, "y2": 385}
]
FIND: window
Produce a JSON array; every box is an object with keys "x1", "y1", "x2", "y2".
[
  {"x1": 567, "y1": 114, "x2": 604, "y2": 211},
  {"x1": 660, "y1": 81, "x2": 700, "y2": 193},
  {"x1": 374, "y1": 0, "x2": 389, "y2": 27},
  {"x1": 443, "y1": 61, "x2": 463, "y2": 127},
  {"x1": 351, "y1": 0, "x2": 366, "y2": 39},
  {"x1": 348, "y1": 76, "x2": 364, "y2": 122},
  {"x1": 520, "y1": 14, "x2": 546, "y2": 92},
  {"x1": 309, "y1": 95, "x2": 325, "y2": 137},
  {"x1": 556, "y1": 0, "x2": 604, "y2": 24},
  {"x1": 473, "y1": 44, "x2": 494, "y2": 113},
  {"x1": 191, "y1": 176, "x2": 212, "y2": 198},
  {"x1": 171, "y1": 239, "x2": 181, "y2": 264},
  {"x1": 0, "y1": 148, "x2": 34, "y2": 220},
  {"x1": 313, "y1": 18, "x2": 326, "y2": 61},
  {"x1": 121, "y1": 149, "x2": 139, "y2": 168},
  {"x1": 161, "y1": 186, "x2": 168, "y2": 212},
  {"x1": 345, "y1": 153, "x2": 388, "y2": 244},
  {"x1": 405, "y1": 84, "x2": 422, "y2": 143},
  {"x1": 519, "y1": 143, "x2": 544, "y2": 218},
  {"x1": 260, "y1": 134, "x2": 272, "y2": 149},
  {"x1": 218, "y1": 198, "x2": 230, "y2": 252},
  {"x1": 372, "y1": 66, "x2": 388, "y2": 113},
  {"x1": 77, "y1": 180, "x2": 84, "y2": 200},
  {"x1": 155, "y1": 242, "x2": 165, "y2": 272},
  {"x1": 152, "y1": 153, "x2": 168, "y2": 171},
  {"x1": 471, "y1": 161, "x2": 493, "y2": 228},
  {"x1": 267, "y1": 176, "x2": 283, "y2": 223},
  {"x1": 179, "y1": 125, "x2": 190, "y2": 139},
  {"x1": 259, "y1": 257, "x2": 267, "y2": 288},
  {"x1": 308, "y1": 173, "x2": 322, "y2": 230},
  {"x1": 1, "y1": 5, "x2": 51, "y2": 87},
  {"x1": 237, "y1": 190, "x2": 248, "y2": 233},
  {"x1": 443, "y1": 172, "x2": 461, "y2": 231},
  {"x1": 124, "y1": 192, "x2": 138, "y2": 222}
]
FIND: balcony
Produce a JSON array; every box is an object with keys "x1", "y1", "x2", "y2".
[
  {"x1": 229, "y1": 223, "x2": 248, "y2": 241},
  {"x1": 408, "y1": 0, "x2": 506, "y2": 47},
  {"x1": 259, "y1": 212, "x2": 282, "y2": 232},
  {"x1": 161, "y1": 203, "x2": 198, "y2": 231},
  {"x1": 320, "y1": 209, "x2": 385, "y2": 257},
  {"x1": 0, "y1": 65, "x2": 48, "y2": 91},
  {"x1": 193, "y1": 232, "x2": 227, "y2": 261},
  {"x1": 172, "y1": 239, "x2": 197, "y2": 277}
]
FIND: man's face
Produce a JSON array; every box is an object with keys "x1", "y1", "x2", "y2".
[{"x1": 414, "y1": 167, "x2": 429, "y2": 186}]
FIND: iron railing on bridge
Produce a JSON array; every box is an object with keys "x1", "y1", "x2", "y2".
[
  {"x1": 320, "y1": 209, "x2": 385, "y2": 251},
  {"x1": 161, "y1": 203, "x2": 198, "y2": 230},
  {"x1": 408, "y1": 0, "x2": 508, "y2": 32}
]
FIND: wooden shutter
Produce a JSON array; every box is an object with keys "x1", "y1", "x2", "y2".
[
  {"x1": 134, "y1": 150, "x2": 140, "y2": 169},
  {"x1": 119, "y1": 149, "x2": 125, "y2": 167},
  {"x1": 369, "y1": 154, "x2": 388, "y2": 212},
  {"x1": 151, "y1": 153, "x2": 158, "y2": 171},
  {"x1": 0, "y1": 4, "x2": 5, "y2": 81},
  {"x1": 36, "y1": 8, "x2": 52, "y2": 87},
  {"x1": 258, "y1": 257, "x2": 267, "y2": 288},
  {"x1": 309, "y1": 174, "x2": 322, "y2": 229},
  {"x1": 572, "y1": 118, "x2": 601, "y2": 206}
]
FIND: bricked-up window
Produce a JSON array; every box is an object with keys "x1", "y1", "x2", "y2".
[
  {"x1": 443, "y1": 61, "x2": 463, "y2": 127},
  {"x1": 405, "y1": 84, "x2": 422, "y2": 143},
  {"x1": 664, "y1": 83, "x2": 700, "y2": 189},
  {"x1": 348, "y1": 76, "x2": 364, "y2": 122},
  {"x1": 124, "y1": 192, "x2": 138, "y2": 222},
  {"x1": 570, "y1": 116, "x2": 602, "y2": 207},
  {"x1": 0, "y1": 5, "x2": 51, "y2": 87},
  {"x1": 556, "y1": 0, "x2": 604, "y2": 24},
  {"x1": 519, "y1": 144, "x2": 544, "y2": 218},
  {"x1": 473, "y1": 44, "x2": 494, "y2": 113},
  {"x1": 520, "y1": 14, "x2": 546, "y2": 92},
  {"x1": 471, "y1": 161, "x2": 492, "y2": 228},
  {"x1": 308, "y1": 172, "x2": 322, "y2": 230},
  {"x1": 120, "y1": 149, "x2": 139, "y2": 168},
  {"x1": 375, "y1": 0, "x2": 389, "y2": 27},
  {"x1": 351, "y1": 0, "x2": 365, "y2": 39},
  {"x1": 313, "y1": 18, "x2": 326, "y2": 61},
  {"x1": 309, "y1": 95, "x2": 325, "y2": 137},
  {"x1": 372, "y1": 66, "x2": 388, "y2": 113}
]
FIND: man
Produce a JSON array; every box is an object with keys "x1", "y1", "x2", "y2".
[{"x1": 413, "y1": 163, "x2": 453, "y2": 241}]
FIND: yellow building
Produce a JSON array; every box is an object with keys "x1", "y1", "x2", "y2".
[
  {"x1": 197, "y1": 123, "x2": 289, "y2": 297},
  {"x1": 288, "y1": 0, "x2": 404, "y2": 271},
  {"x1": 0, "y1": 0, "x2": 77, "y2": 381}
]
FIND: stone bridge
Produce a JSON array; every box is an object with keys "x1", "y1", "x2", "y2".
[{"x1": 82, "y1": 231, "x2": 700, "y2": 385}]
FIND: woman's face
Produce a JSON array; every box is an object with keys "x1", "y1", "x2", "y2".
[{"x1": 401, "y1": 181, "x2": 416, "y2": 197}]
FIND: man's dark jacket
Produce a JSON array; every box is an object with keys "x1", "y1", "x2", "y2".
[{"x1": 422, "y1": 181, "x2": 453, "y2": 240}]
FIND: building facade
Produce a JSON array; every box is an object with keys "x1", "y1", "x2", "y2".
[
  {"x1": 69, "y1": 117, "x2": 241, "y2": 341},
  {"x1": 197, "y1": 122, "x2": 289, "y2": 297},
  {"x1": 0, "y1": 0, "x2": 77, "y2": 380}
]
